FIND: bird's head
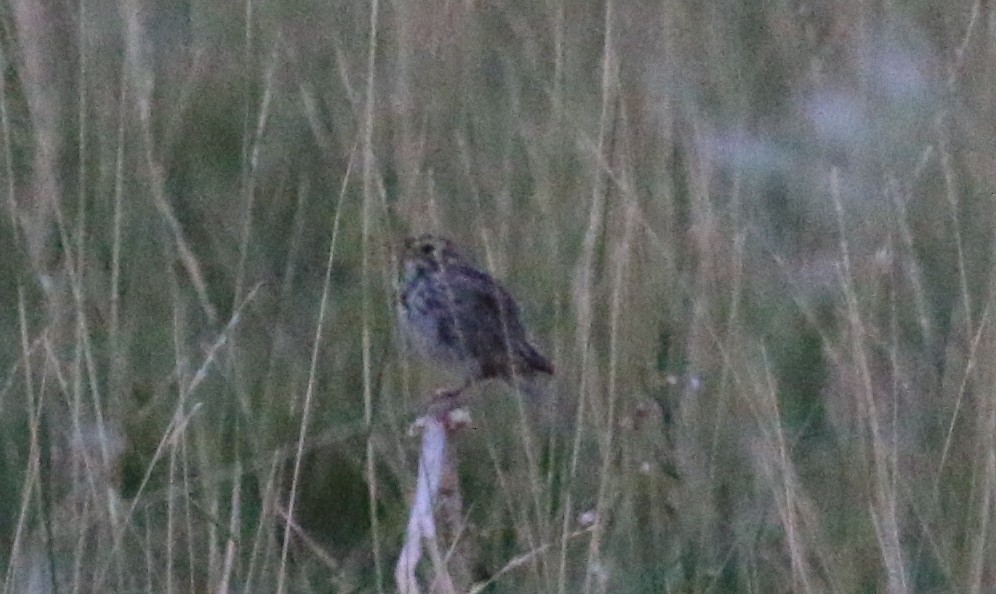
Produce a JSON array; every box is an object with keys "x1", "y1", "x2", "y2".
[{"x1": 400, "y1": 234, "x2": 464, "y2": 278}]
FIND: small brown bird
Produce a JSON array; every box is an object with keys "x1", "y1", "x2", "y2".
[{"x1": 397, "y1": 234, "x2": 553, "y2": 410}]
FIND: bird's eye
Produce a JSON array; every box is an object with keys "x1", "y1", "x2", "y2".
[{"x1": 420, "y1": 244, "x2": 435, "y2": 256}]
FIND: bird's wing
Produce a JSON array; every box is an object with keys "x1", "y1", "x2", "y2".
[{"x1": 445, "y1": 265, "x2": 526, "y2": 363}]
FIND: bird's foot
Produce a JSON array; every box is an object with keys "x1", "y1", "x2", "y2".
[
  {"x1": 408, "y1": 386, "x2": 472, "y2": 434},
  {"x1": 426, "y1": 386, "x2": 467, "y2": 416}
]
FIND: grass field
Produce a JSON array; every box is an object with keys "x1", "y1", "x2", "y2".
[{"x1": 2, "y1": 0, "x2": 995, "y2": 592}]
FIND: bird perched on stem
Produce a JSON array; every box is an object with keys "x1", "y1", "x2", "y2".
[{"x1": 397, "y1": 234, "x2": 554, "y2": 413}]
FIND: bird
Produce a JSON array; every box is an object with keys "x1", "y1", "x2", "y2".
[{"x1": 396, "y1": 234, "x2": 554, "y2": 412}]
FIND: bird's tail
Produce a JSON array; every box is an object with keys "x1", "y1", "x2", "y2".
[{"x1": 518, "y1": 342, "x2": 554, "y2": 376}]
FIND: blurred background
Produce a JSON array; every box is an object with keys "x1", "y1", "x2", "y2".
[{"x1": 1, "y1": 0, "x2": 995, "y2": 591}]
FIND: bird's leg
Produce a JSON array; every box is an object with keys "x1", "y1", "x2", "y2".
[{"x1": 426, "y1": 378, "x2": 474, "y2": 417}]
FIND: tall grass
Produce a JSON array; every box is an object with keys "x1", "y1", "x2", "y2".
[{"x1": 1, "y1": 0, "x2": 995, "y2": 591}]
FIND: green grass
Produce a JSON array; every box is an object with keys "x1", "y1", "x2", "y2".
[{"x1": 1, "y1": 0, "x2": 995, "y2": 591}]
